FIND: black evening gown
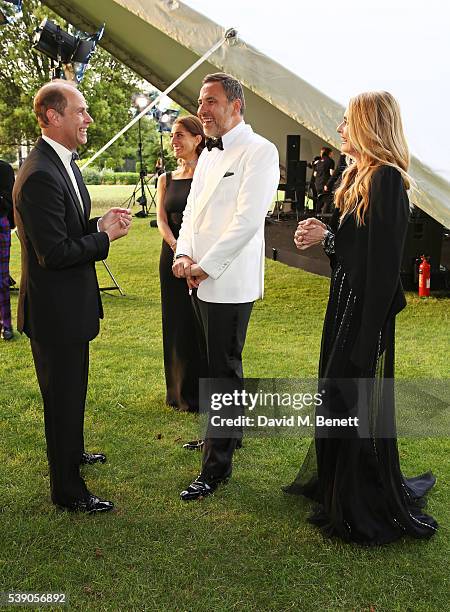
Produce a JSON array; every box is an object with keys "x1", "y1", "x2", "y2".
[
  {"x1": 159, "y1": 173, "x2": 203, "y2": 412},
  {"x1": 285, "y1": 166, "x2": 438, "y2": 545}
]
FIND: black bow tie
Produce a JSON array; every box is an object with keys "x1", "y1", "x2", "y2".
[
  {"x1": 71, "y1": 151, "x2": 80, "y2": 161},
  {"x1": 206, "y1": 137, "x2": 224, "y2": 152}
]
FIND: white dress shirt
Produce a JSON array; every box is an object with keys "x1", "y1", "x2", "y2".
[
  {"x1": 176, "y1": 120, "x2": 280, "y2": 303},
  {"x1": 42, "y1": 135, "x2": 84, "y2": 212},
  {"x1": 194, "y1": 120, "x2": 247, "y2": 195}
]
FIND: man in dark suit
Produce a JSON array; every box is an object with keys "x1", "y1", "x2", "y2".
[
  {"x1": 13, "y1": 80, "x2": 132, "y2": 513},
  {"x1": 0, "y1": 159, "x2": 15, "y2": 340},
  {"x1": 314, "y1": 147, "x2": 335, "y2": 214}
]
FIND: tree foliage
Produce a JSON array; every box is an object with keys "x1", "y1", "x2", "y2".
[{"x1": 0, "y1": 0, "x2": 176, "y2": 170}]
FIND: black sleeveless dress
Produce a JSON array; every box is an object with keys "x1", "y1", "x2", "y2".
[{"x1": 159, "y1": 173, "x2": 203, "y2": 412}]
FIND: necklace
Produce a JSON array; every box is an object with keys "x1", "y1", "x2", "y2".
[{"x1": 183, "y1": 159, "x2": 197, "y2": 168}]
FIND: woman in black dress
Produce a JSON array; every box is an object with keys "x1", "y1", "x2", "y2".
[
  {"x1": 286, "y1": 91, "x2": 438, "y2": 545},
  {"x1": 157, "y1": 116, "x2": 205, "y2": 412}
]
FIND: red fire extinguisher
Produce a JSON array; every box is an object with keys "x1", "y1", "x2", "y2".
[{"x1": 418, "y1": 255, "x2": 431, "y2": 297}]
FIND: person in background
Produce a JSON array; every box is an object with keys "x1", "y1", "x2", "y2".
[
  {"x1": 306, "y1": 155, "x2": 321, "y2": 211},
  {"x1": 154, "y1": 156, "x2": 164, "y2": 188},
  {"x1": 286, "y1": 91, "x2": 437, "y2": 545},
  {"x1": 324, "y1": 152, "x2": 347, "y2": 198},
  {"x1": 157, "y1": 116, "x2": 205, "y2": 414},
  {"x1": 314, "y1": 146, "x2": 335, "y2": 214},
  {"x1": 0, "y1": 159, "x2": 15, "y2": 341}
]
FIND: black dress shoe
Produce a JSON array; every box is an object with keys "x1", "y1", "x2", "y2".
[
  {"x1": 58, "y1": 494, "x2": 114, "y2": 514},
  {"x1": 182, "y1": 439, "x2": 204, "y2": 451},
  {"x1": 1, "y1": 327, "x2": 14, "y2": 341},
  {"x1": 180, "y1": 477, "x2": 217, "y2": 501},
  {"x1": 80, "y1": 451, "x2": 107, "y2": 465},
  {"x1": 182, "y1": 440, "x2": 242, "y2": 451}
]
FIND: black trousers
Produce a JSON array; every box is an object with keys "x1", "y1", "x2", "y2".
[
  {"x1": 191, "y1": 294, "x2": 253, "y2": 484},
  {"x1": 30, "y1": 339, "x2": 90, "y2": 505}
]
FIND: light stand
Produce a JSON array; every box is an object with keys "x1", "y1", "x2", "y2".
[
  {"x1": 159, "y1": 127, "x2": 165, "y2": 174},
  {"x1": 125, "y1": 94, "x2": 157, "y2": 217},
  {"x1": 154, "y1": 108, "x2": 179, "y2": 170}
]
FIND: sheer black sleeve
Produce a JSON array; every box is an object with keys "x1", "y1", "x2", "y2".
[{"x1": 350, "y1": 166, "x2": 410, "y2": 371}]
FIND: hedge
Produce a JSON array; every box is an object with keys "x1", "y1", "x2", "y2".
[{"x1": 81, "y1": 168, "x2": 143, "y2": 185}]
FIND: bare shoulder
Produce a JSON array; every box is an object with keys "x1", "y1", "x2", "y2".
[{"x1": 157, "y1": 172, "x2": 167, "y2": 188}]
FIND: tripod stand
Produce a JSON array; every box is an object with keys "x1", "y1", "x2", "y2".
[
  {"x1": 124, "y1": 117, "x2": 156, "y2": 217},
  {"x1": 11, "y1": 228, "x2": 125, "y2": 295}
]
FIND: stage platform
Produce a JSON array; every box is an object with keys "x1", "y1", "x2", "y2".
[{"x1": 264, "y1": 215, "x2": 450, "y2": 285}]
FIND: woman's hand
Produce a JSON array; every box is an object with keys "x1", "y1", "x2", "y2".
[{"x1": 294, "y1": 218, "x2": 327, "y2": 250}]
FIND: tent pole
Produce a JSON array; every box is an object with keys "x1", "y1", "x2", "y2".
[{"x1": 80, "y1": 29, "x2": 237, "y2": 170}]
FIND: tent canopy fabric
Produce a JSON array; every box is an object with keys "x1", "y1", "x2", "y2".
[{"x1": 41, "y1": 0, "x2": 450, "y2": 226}]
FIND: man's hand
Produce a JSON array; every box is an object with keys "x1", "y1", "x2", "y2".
[
  {"x1": 99, "y1": 208, "x2": 132, "y2": 242},
  {"x1": 172, "y1": 255, "x2": 194, "y2": 278},
  {"x1": 294, "y1": 217, "x2": 327, "y2": 250},
  {"x1": 186, "y1": 263, "x2": 208, "y2": 289}
]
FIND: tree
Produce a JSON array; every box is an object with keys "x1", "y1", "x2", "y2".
[{"x1": 0, "y1": 0, "x2": 176, "y2": 171}]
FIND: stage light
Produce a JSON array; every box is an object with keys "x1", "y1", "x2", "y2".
[
  {"x1": 133, "y1": 93, "x2": 151, "y2": 112},
  {"x1": 33, "y1": 18, "x2": 104, "y2": 82},
  {"x1": 0, "y1": 0, "x2": 22, "y2": 26},
  {"x1": 158, "y1": 109, "x2": 179, "y2": 132}
]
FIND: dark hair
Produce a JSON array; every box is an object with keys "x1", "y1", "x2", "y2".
[
  {"x1": 202, "y1": 72, "x2": 245, "y2": 115},
  {"x1": 33, "y1": 79, "x2": 76, "y2": 127},
  {"x1": 321, "y1": 147, "x2": 332, "y2": 157},
  {"x1": 173, "y1": 115, "x2": 205, "y2": 156}
]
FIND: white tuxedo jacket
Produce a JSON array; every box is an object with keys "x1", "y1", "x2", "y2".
[{"x1": 176, "y1": 123, "x2": 280, "y2": 303}]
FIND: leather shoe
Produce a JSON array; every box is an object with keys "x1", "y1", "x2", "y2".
[
  {"x1": 58, "y1": 494, "x2": 114, "y2": 514},
  {"x1": 182, "y1": 439, "x2": 243, "y2": 451},
  {"x1": 80, "y1": 451, "x2": 107, "y2": 465},
  {"x1": 180, "y1": 475, "x2": 230, "y2": 501},
  {"x1": 182, "y1": 439, "x2": 204, "y2": 451},
  {"x1": 1, "y1": 327, "x2": 13, "y2": 340}
]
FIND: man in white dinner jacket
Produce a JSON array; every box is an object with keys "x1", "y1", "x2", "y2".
[{"x1": 173, "y1": 73, "x2": 279, "y2": 501}]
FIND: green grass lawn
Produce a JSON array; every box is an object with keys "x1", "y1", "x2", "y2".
[{"x1": 1, "y1": 185, "x2": 449, "y2": 611}]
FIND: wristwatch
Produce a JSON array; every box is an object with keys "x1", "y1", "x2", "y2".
[{"x1": 173, "y1": 253, "x2": 188, "y2": 265}]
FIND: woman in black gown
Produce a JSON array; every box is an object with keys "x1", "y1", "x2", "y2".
[
  {"x1": 157, "y1": 116, "x2": 205, "y2": 412},
  {"x1": 286, "y1": 91, "x2": 438, "y2": 545}
]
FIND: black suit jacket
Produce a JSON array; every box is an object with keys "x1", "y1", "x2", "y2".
[
  {"x1": 326, "y1": 154, "x2": 347, "y2": 193},
  {"x1": 331, "y1": 165, "x2": 410, "y2": 372},
  {"x1": 13, "y1": 137, "x2": 110, "y2": 344},
  {"x1": 314, "y1": 156, "x2": 335, "y2": 193},
  {"x1": 0, "y1": 159, "x2": 15, "y2": 227}
]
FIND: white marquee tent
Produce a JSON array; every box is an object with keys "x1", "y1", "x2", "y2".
[{"x1": 42, "y1": 0, "x2": 450, "y2": 227}]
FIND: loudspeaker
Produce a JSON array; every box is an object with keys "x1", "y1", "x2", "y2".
[
  {"x1": 286, "y1": 134, "x2": 300, "y2": 163},
  {"x1": 286, "y1": 160, "x2": 307, "y2": 209}
]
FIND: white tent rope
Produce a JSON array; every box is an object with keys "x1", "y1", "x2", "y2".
[{"x1": 80, "y1": 34, "x2": 229, "y2": 170}]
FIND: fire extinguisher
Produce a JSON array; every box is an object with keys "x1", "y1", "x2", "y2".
[{"x1": 418, "y1": 255, "x2": 431, "y2": 297}]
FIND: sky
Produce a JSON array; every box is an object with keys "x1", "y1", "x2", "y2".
[{"x1": 183, "y1": 0, "x2": 450, "y2": 182}]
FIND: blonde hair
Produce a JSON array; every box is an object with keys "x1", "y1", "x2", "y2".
[{"x1": 335, "y1": 91, "x2": 413, "y2": 225}]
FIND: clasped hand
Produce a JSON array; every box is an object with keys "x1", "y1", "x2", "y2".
[
  {"x1": 294, "y1": 217, "x2": 327, "y2": 250},
  {"x1": 99, "y1": 208, "x2": 133, "y2": 242},
  {"x1": 172, "y1": 256, "x2": 209, "y2": 289}
]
